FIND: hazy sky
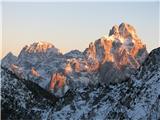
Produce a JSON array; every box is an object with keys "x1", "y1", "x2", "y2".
[{"x1": 1, "y1": 1, "x2": 159, "y2": 58}]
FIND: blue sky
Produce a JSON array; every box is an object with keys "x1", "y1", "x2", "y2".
[{"x1": 1, "y1": 1, "x2": 159, "y2": 58}]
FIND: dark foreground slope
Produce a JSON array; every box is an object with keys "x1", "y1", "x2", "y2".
[{"x1": 1, "y1": 67, "x2": 75, "y2": 120}]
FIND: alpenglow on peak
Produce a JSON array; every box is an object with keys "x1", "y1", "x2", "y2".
[
  {"x1": 24, "y1": 41, "x2": 56, "y2": 53},
  {"x1": 109, "y1": 22, "x2": 137, "y2": 39}
]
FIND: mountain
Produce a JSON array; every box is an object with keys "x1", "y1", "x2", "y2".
[
  {"x1": 84, "y1": 23, "x2": 147, "y2": 66},
  {"x1": 64, "y1": 50, "x2": 85, "y2": 59},
  {"x1": 2, "y1": 22, "x2": 159, "y2": 119},
  {"x1": 84, "y1": 23, "x2": 148, "y2": 84},
  {"x1": 49, "y1": 47, "x2": 160, "y2": 119},
  {"x1": 17, "y1": 41, "x2": 61, "y2": 66},
  {"x1": 1, "y1": 52, "x2": 17, "y2": 68},
  {"x1": 1, "y1": 23, "x2": 148, "y2": 97},
  {"x1": 137, "y1": 47, "x2": 160, "y2": 79},
  {"x1": 1, "y1": 47, "x2": 160, "y2": 119}
]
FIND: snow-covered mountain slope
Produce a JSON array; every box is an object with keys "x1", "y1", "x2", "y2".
[
  {"x1": 64, "y1": 50, "x2": 85, "y2": 59},
  {"x1": 48, "y1": 46, "x2": 160, "y2": 119},
  {"x1": 17, "y1": 41, "x2": 61, "y2": 66},
  {"x1": 1, "y1": 47, "x2": 160, "y2": 120},
  {"x1": 1, "y1": 42, "x2": 95, "y2": 97},
  {"x1": 1, "y1": 67, "x2": 58, "y2": 120},
  {"x1": 1, "y1": 52, "x2": 17, "y2": 68},
  {"x1": 137, "y1": 47, "x2": 160, "y2": 79},
  {"x1": 127, "y1": 47, "x2": 160, "y2": 119}
]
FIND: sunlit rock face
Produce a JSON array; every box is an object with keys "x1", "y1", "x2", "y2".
[
  {"x1": 109, "y1": 24, "x2": 119, "y2": 36},
  {"x1": 84, "y1": 39, "x2": 113, "y2": 72},
  {"x1": 109, "y1": 23, "x2": 148, "y2": 68},
  {"x1": 31, "y1": 67, "x2": 40, "y2": 77},
  {"x1": 84, "y1": 23, "x2": 148, "y2": 84},
  {"x1": 48, "y1": 58, "x2": 91, "y2": 97},
  {"x1": 49, "y1": 72, "x2": 69, "y2": 97}
]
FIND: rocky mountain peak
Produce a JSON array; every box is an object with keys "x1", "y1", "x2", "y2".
[
  {"x1": 1, "y1": 52, "x2": 17, "y2": 68},
  {"x1": 83, "y1": 23, "x2": 148, "y2": 84},
  {"x1": 119, "y1": 23, "x2": 137, "y2": 38},
  {"x1": 109, "y1": 23, "x2": 137, "y2": 39},
  {"x1": 109, "y1": 24, "x2": 119, "y2": 36},
  {"x1": 85, "y1": 23, "x2": 147, "y2": 66},
  {"x1": 2, "y1": 52, "x2": 17, "y2": 61},
  {"x1": 17, "y1": 41, "x2": 61, "y2": 66},
  {"x1": 23, "y1": 41, "x2": 56, "y2": 53}
]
